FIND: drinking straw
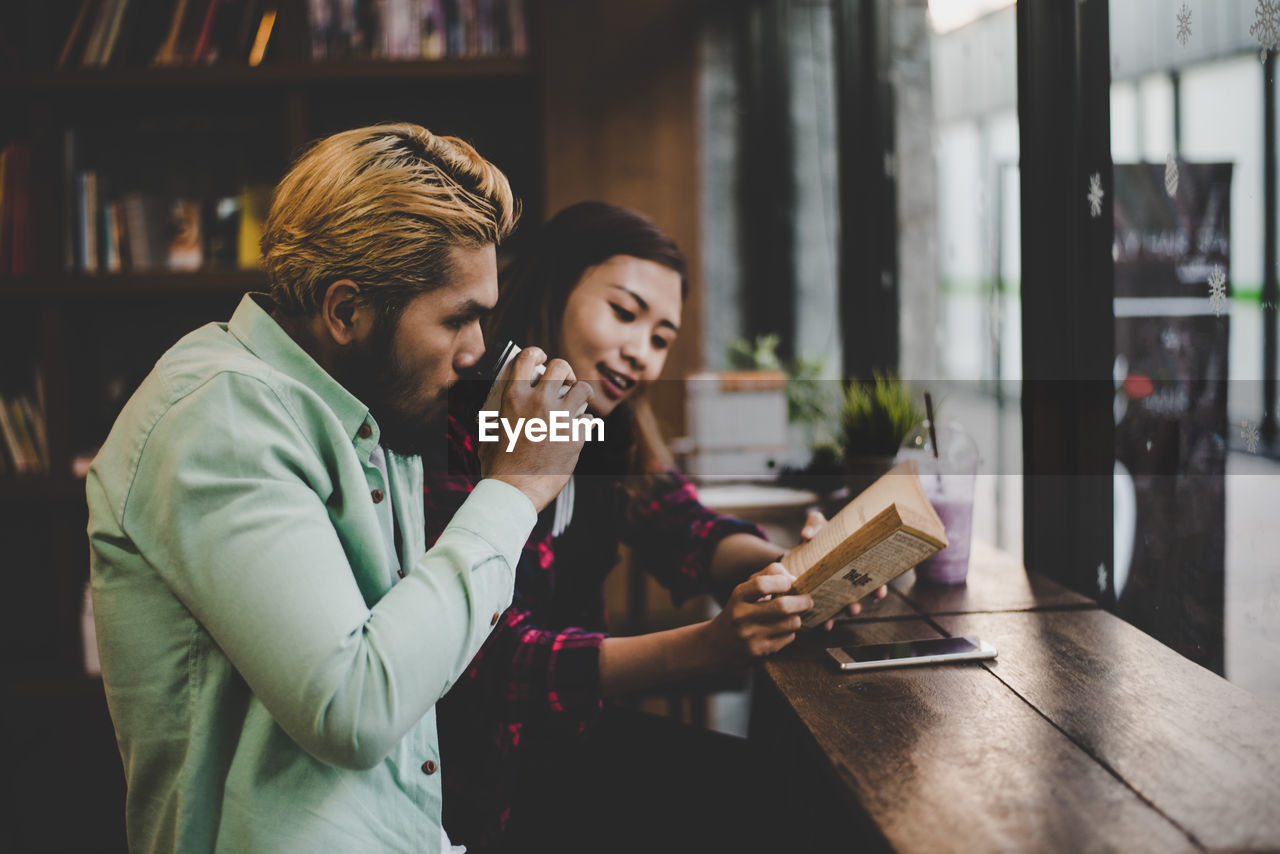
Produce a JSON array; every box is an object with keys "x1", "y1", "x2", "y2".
[
  {"x1": 924, "y1": 392, "x2": 939, "y2": 460},
  {"x1": 924, "y1": 392, "x2": 942, "y2": 489}
]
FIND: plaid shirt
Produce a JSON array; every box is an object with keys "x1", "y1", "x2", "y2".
[{"x1": 424, "y1": 413, "x2": 765, "y2": 849}]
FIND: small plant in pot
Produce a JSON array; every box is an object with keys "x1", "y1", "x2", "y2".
[
  {"x1": 840, "y1": 374, "x2": 926, "y2": 496},
  {"x1": 727, "y1": 334, "x2": 843, "y2": 487}
]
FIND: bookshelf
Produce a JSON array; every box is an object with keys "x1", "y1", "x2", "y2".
[{"x1": 1, "y1": 2, "x2": 543, "y2": 851}]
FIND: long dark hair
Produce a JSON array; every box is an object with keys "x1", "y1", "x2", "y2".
[{"x1": 485, "y1": 201, "x2": 688, "y2": 478}]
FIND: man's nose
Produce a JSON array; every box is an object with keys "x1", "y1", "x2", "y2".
[{"x1": 455, "y1": 324, "x2": 485, "y2": 371}]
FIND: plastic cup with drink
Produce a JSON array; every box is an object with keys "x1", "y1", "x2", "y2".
[{"x1": 894, "y1": 398, "x2": 980, "y2": 585}]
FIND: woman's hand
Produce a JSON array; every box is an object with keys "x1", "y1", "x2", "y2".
[
  {"x1": 800, "y1": 510, "x2": 890, "y2": 631},
  {"x1": 702, "y1": 564, "x2": 812, "y2": 667}
]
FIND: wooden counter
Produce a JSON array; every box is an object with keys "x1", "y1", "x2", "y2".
[{"x1": 751, "y1": 544, "x2": 1280, "y2": 852}]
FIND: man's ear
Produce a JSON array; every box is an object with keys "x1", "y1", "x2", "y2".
[{"x1": 319, "y1": 280, "x2": 365, "y2": 346}]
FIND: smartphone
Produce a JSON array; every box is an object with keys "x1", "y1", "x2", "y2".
[{"x1": 826, "y1": 635, "x2": 997, "y2": 671}]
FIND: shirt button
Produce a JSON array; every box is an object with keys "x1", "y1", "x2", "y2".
[
  {"x1": 421, "y1": 759, "x2": 438, "y2": 775},
  {"x1": 490, "y1": 612, "x2": 500, "y2": 627},
  {"x1": 371, "y1": 489, "x2": 385, "y2": 504},
  {"x1": 357, "y1": 423, "x2": 372, "y2": 439}
]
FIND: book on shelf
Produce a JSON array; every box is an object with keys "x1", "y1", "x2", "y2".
[
  {"x1": 0, "y1": 146, "x2": 9, "y2": 275},
  {"x1": 59, "y1": 0, "x2": 100, "y2": 68},
  {"x1": 307, "y1": 0, "x2": 330, "y2": 60},
  {"x1": 82, "y1": 579, "x2": 102, "y2": 677},
  {"x1": 0, "y1": 143, "x2": 33, "y2": 276},
  {"x1": 206, "y1": 194, "x2": 242, "y2": 267},
  {"x1": 307, "y1": 0, "x2": 527, "y2": 62},
  {"x1": 0, "y1": 400, "x2": 23, "y2": 475},
  {"x1": 422, "y1": 0, "x2": 446, "y2": 60},
  {"x1": 156, "y1": 0, "x2": 234, "y2": 66},
  {"x1": 198, "y1": 0, "x2": 250, "y2": 63},
  {"x1": 114, "y1": 0, "x2": 181, "y2": 67},
  {"x1": 69, "y1": 183, "x2": 253, "y2": 274},
  {"x1": 80, "y1": 0, "x2": 117, "y2": 66},
  {"x1": 153, "y1": 0, "x2": 192, "y2": 65},
  {"x1": 97, "y1": 0, "x2": 135, "y2": 66},
  {"x1": 54, "y1": 0, "x2": 527, "y2": 68},
  {"x1": 119, "y1": 192, "x2": 149, "y2": 271},
  {"x1": 782, "y1": 460, "x2": 948, "y2": 629},
  {"x1": 462, "y1": 0, "x2": 479, "y2": 57},
  {"x1": 246, "y1": 5, "x2": 277, "y2": 66},
  {"x1": 52, "y1": 0, "x2": 266, "y2": 68},
  {"x1": 0, "y1": 146, "x2": 7, "y2": 274},
  {"x1": 103, "y1": 202, "x2": 123, "y2": 273},
  {"x1": 237, "y1": 182, "x2": 270, "y2": 268},
  {"x1": 18, "y1": 396, "x2": 51, "y2": 471},
  {"x1": 191, "y1": 0, "x2": 225, "y2": 62},
  {"x1": 167, "y1": 199, "x2": 204, "y2": 270},
  {"x1": 63, "y1": 131, "x2": 78, "y2": 271},
  {"x1": 77, "y1": 170, "x2": 100, "y2": 273},
  {"x1": 0, "y1": 392, "x2": 50, "y2": 476}
]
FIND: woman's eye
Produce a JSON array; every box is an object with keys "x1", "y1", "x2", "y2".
[
  {"x1": 651, "y1": 336, "x2": 670, "y2": 350},
  {"x1": 610, "y1": 303, "x2": 636, "y2": 322}
]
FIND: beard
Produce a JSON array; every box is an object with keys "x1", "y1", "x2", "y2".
[{"x1": 332, "y1": 313, "x2": 449, "y2": 458}]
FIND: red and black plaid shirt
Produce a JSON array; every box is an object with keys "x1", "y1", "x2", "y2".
[{"x1": 424, "y1": 413, "x2": 764, "y2": 849}]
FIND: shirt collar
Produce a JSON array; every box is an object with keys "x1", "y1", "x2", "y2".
[{"x1": 227, "y1": 293, "x2": 379, "y2": 449}]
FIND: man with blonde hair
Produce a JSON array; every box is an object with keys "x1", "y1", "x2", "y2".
[{"x1": 87, "y1": 123, "x2": 590, "y2": 853}]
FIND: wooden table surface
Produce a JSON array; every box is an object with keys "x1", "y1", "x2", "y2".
[
  {"x1": 889, "y1": 539, "x2": 1096, "y2": 616},
  {"x1": 752, "y1": 543, "x2": 1280, "y2": 853}
]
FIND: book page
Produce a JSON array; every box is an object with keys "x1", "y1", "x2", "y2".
[
  {"x1": 800, "y1": 528, "x2": 941, "y2": 629},
  {"x1": 786, "y1": 500, "x2": 871, "y2": 567}
]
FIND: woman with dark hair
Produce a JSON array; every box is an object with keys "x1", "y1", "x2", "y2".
[{"x1": 424, "y1": 202, "x2": 882, "y2": 853}]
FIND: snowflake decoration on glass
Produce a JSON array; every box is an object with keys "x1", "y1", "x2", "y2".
[
  {"x1": 1252, "y1": 0, "x2": 1280, "y2": 62},
  {"x1": 1097, "y1": 563, "x2": 1108, "y2": 593},
  {"x1": 1087, "y1": 172, "x2": 1105, "y2": 218},
  {"x1": 1241, "y1": 420, "x2": 1260, "y2": 454},
  {"x1": 1165, "y1": 153, "x2": 1179, "y2": 197},
  {"x1": 1208, "y1": 265, "x2": 1227, "y2": 316},
  {"x1": 1176, "y1": 4, "x2": 1192, "y2": 47}
]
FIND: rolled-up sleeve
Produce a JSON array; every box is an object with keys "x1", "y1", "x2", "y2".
[
  {"x1": 621, "y1": 470, "x2": 767, "y2": 605},
  {"x1": 468, "y1": 605, "x2": 606, "y2": 729}
]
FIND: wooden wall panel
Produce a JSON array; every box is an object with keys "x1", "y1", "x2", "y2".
[{"x1": 537, "y1": 0, "x2": 703, "y2": 437}]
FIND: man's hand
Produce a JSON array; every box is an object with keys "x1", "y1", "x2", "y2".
[
  {"x1": 702, "y1": 564, "x2": 812, "y2": 667},
  {"x1": 480, "y1": 346, "x2": 592, "y2": 512},
  {"x1": 799, "y1": 509, "x2": 889, "y2": 631}
]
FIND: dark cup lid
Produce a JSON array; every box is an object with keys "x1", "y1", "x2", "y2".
[{"x1": 466, "y1": 339, "x2": 519, "y2": 382}]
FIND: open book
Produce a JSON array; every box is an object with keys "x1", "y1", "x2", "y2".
[{"x1": 782, "y1": 460, "x2": 948, "y2": 629}]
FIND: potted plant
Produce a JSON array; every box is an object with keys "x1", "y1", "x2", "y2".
[
  {"x1": 726, "y1": 335, "x2": 846, "y2": 487},
  {"x1": 839, "y1": 373, "x2": 926, "y2": 495},
  {"x1": 684, "y1": 335, "x2": 790, "y2": 478}
]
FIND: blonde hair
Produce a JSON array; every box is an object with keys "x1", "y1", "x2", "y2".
[{"x1": 261, "y1": 122, "x2": 519, "y2": 315}]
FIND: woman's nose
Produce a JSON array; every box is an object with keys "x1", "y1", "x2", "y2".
[{"x1": 619, "y1": 335, "x2": 650, "y2": 372}]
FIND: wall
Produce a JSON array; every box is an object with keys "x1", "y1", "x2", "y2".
[{"x1": 538, "y1": 0, "x2": 703, "y2": 436}]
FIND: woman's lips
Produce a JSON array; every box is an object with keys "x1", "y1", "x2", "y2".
[
  {"x1": 598, "y1": 373, "x2": 626, "y2": 400},
  {"x1": 596, "y1": 363, "x2": 634, "y2": 400}
]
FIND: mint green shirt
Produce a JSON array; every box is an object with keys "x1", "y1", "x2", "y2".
[{"x1": 87, "y1": 294, "x2": 536, "y2": 854}]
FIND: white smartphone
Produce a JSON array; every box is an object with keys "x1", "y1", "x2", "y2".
[{"x1": 826, "y1": 635, "x2": 997, "y2": 671}]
